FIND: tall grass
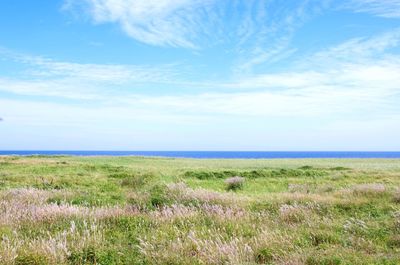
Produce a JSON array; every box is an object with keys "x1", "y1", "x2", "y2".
[{"x1": 0, "y1": 156, "x2": 399, "y2": 264}]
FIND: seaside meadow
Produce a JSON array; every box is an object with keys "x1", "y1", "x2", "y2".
[
  {"x1": 0, "y1": 155, "x2": 400, "y2": 264},
  {"x1": 2, "y1": 0, "x2": 400, "y2": 264}
]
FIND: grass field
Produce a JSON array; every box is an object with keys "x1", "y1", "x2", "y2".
[{"x1": 0, "y1": 156, "x2": 400, "y2": 264}]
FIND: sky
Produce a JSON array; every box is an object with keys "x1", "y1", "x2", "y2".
[{"x1": 0, "y1": 0, "x2": 400, "y2": 151}]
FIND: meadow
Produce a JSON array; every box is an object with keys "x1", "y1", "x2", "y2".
[{"x1": 0, "y1": 156, "x2": 399, "y2": 264}]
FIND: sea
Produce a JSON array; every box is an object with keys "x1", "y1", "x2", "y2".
[{"x1": 0, "y1": 151, "x2": 400, "y2": 159}]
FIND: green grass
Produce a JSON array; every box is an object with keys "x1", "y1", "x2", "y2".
[{"x1": 0, "y1": 156, "x2": 400, "y2": 264}]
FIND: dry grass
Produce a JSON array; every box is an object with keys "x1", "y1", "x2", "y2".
[
  {"x1": 288, "y1": 183, "x2": 312, "y2": 193},
  {"x1": 279, "y1": 204, "x2": 308, "y2": 224},
  {"x1": 351, "y1": 183, "x2": 386, "y2": 195},
  {"x1": 167, "y1": 182, "x2": 247, "y2": 206},
  {"x1": 393, "y1": 188, "x2": 400, "y2": 203},
  {"x1": 0, "y1": 221, "x2": 103, "y2": 264},
  {"x1": 138, "y1": 224, "x2": 299, "y2": 264},
  {"x1": 139, "y1": 228, "x2": 255, "y2": 264},
  {"x1": 0, "y1": 188, "x2": 139, "y2": 226},
  {"x1": 150, "y1": 204, "x2": 198, "y2": 220}
]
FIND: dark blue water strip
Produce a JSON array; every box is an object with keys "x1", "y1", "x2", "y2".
[{"x1": 1, "y1": 151, "x2": 400, "y2": 159}]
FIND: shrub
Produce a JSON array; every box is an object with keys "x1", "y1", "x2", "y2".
[
  {"x1": 184, "y1": 170, "x2": 236, "y2": 180},
  {"x1": 149, "y1": 184, "x2": 171, "y2": 207},
  {"x1": 299, "y1": 165, "x2": 314, "y2": 170},
  {"x1": 329, "y1": 166, "x2": 351, "y2": 171},
  {"x1": 225, "y1": 176, "x2": 245, "y2": 191},
  {"x1": 184, "y1": 168, "x2": 327, "y2": 180},
  {"x1": 184, "y1": 171, "x2": 214, "y2": 179}
]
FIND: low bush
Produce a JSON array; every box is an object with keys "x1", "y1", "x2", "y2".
[
  {"x1": 329, "y1": 166, "x2": 351, "y2": 171},
  {"x1": 299, "y1": 165, "x2": 314, "y2": 170},
  {"x1": 184, "y1": 170, "x2": 236, "y2": 179},
  {"x1": 184, "y1": 168, "x2": 328, "y2": 180},
  {"x1": 225, "y1": 176, "x2": 245, "y2": 191},
  {"x1": 148, "y1": 184, "x2": 172, "y2": 207}
]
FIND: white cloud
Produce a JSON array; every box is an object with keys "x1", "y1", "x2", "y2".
[
  {"x1": 65, "y1": 0, "x2": 321, "y2": 61},
  {"x1": 8, "y1": 52, "x2": 178, "y2": 83},
  {"x1": 344, "y1": 0, "x2": 400, "y2": 18},
  {"x1": 63, "y1": 0, "x2": 335, "y2": 76},
  {"x1": 65, "y1": 0, "x2": 215, "y2": 48},
  {"x1": 0, "y1": 78, "x2": 100, "y2": 100},
  {"x1": 0, "y1": 49, "x2": 181, "y2": 99},
  {"x1": 231, "y1": 0, "x2": 330, "y2": 73},
  {"x1": 2, "y1": 29, "x2": 400, "y2": 149},
  {"x1": 159, "y1": 30, "x2": 400, "y2": 117},
  {"x1": 307, "y1": 28, "x2": 400, "y2": 65},
  {"x1": 3, "y1": 1, "x2": 400, "y2": 150},
  {"x1": 1, "y1": 30, "x2": 400, "y2": 121}
]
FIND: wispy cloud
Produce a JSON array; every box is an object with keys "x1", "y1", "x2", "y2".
[
  {"x1": 307, "y1": 28, "x2": 400, "y2": 65},
  {"x1": 64, "y1": 0, "x2": 216, "y2": 48},
  {"x1": 62, "y1": 0, "x2": 400, "y2": 77},
  {"x1": 0, "y1": 49, "x2": 182, "y2": 99},
  {"x1": 137, "y1": 29, "x2": 400, "y2": 118},
  {"x1": 63, "y1": 0, "x2": 332, "y2": 74},
  {"x1": 2, "y1": 49, "x2": 178, "y2": 83},
  {"x1": 1, "y1": 29, "x2": 400, "y2": 120},
  {"x1": 3, "y1": 0, "x2": 400, "y2": 150},
  {"x1": 233, "y1": 0, "x2": 327, "y2": 73},
  {"x1": 344, "y1": 0, "x2": 400, "y2": 18},
  {"x1": 2, "y1": 28, "x2": 400, "y2": 150},
  {"x1": 65, "y1": 1, "x2": 320, "y2": 53},
  {"x1": 0, "y1": 78, "x2": 100, "y2": 100}
]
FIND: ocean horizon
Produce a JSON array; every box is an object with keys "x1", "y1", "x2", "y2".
[{"x1": 1, "y1": 151, "x2": 400, "y2": 159}]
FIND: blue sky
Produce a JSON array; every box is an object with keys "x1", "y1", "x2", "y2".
[{"x1": 0, "y1": 0, "x2": 400, "y2": 151}]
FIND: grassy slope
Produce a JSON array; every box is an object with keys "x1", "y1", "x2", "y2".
[{"x1": 0, "y1": 156, "x2": 400, "y2": 264}]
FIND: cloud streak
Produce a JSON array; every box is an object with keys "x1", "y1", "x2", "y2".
[
  {"x1": 1, "y1": 29, "x2": 400, "y2": 121},
  {"x1": 2, "y1": 23, "x2": 400, "y2": 149},
  {"x1": 65, "y1": 0, "x2": 321, "y2": 54},
  {"x1": 65, "y1": 0, "x2": 216, "y2": 48},
  {"x1": 0, "y1": 49, "x2": 183, "y2": 99},
  {"x1": 3, "y1": 50, "x2": 178, "y2": 83},
  {"x1": 344, "y1": 0, "x2": 400, "y2": 18}
]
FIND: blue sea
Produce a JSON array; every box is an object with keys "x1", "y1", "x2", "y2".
[{"x1": 0, "y1": 151, "x2": 400, "y2": 159}]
